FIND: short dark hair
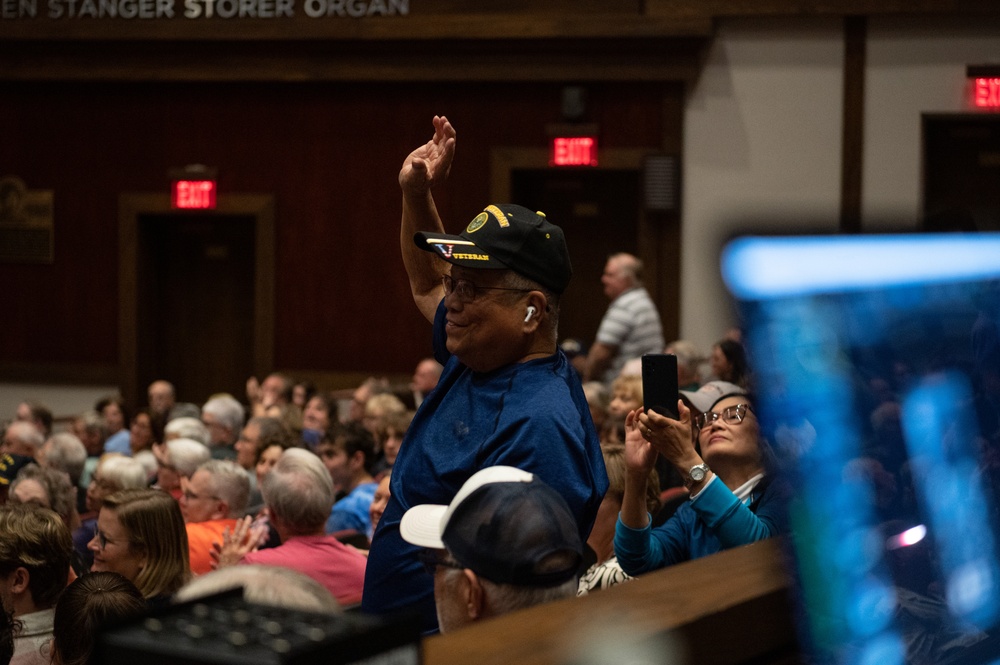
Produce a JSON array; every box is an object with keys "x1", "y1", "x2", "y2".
[
  {"x1": 95, "y1": 395, "x2": 131, "y2": 428},
  {"x1": 23, "y1": 401, "x2": 53, "y2": 436},
  {"x1": 247, "y1": 417, "x2": 294, "y2": 465},
  {"x1": 321, "y1": 423, "x2": 376, "y2": 474}
]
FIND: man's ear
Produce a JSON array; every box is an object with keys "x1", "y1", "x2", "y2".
[
  {"x1": 213, "y1": 499, "x2": 231, "y2": 521},
  {"x1": 462, "y1": 569, "x2": 485, "y2": 620},
  {"x1": 349, "y1": 450, "x2": 366, "y2": 472},
  {"x1": 8, "y1": 566, "x2": 30, "y2": 595},
  {"x1": 522, "y1": 292, "x2": 548, "y2": 333}
]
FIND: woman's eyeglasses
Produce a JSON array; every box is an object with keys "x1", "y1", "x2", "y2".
[
  {"x1": 93, "y1": 525, "x2": 126, "y2": 550},
  {"x1": 694, "y1": 403, "x2": 754, "y2": 430}
]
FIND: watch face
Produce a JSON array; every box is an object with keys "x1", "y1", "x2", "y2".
[{"x1": 690, "y1": 466, "x2": 706, "y2": 482}]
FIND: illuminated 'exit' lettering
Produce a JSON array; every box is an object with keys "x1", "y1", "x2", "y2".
[
  {"x1": 974, "y1": 77, "x2": 1000, "y2": 108},
  {"x1": 551, "y1": 137, "x2": 597, "y2": 167},
  {"x1": 172, "y1": 180, "x2": 217, "y2": 209}
]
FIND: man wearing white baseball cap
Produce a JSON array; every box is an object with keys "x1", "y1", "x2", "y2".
[{"x1": 400, "y1": 466, "x2": 583, "y2": 634}]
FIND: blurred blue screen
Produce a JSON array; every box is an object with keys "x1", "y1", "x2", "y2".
[{"x1": 722, "y1": 233, "x2": 1000, "y2": 665}]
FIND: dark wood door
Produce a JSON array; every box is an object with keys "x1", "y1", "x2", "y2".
[
  {"x1": 136, "y1": 213, "x2": 256, "y2": 406},
  {"x1": 923, "y1": 114, "x2": 1000, "y2": 232},
  {"x1": 511, "y1": 168, "x2": 640, "y2": 348}
]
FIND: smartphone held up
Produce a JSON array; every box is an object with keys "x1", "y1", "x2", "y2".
[{"x1": 641, "y1": 353, "x2": 679, "y2": 419}]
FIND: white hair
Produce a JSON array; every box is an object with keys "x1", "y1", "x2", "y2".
[
  {"x1": 164, "y1": 417, "x2": 210, "y2": 446},
  {"x1": 166, "y1": 438, "x2": 212, "y2": 477},
  {"x1": 174, "y1": 565, "x2": 340, "y2": 614},
  {"x1": 197, "y1": 459, "x2": 250, "y2": 517},
  {"x1": 42, "y1": 433, "x2": 87, "y2": 483},
  {"x1": 6, "y1": 421, "x2": 45, "y2": 454},
  {"x1": 261, "y1": 448, "x2": 334, "y2": 533},
  {"x1": 97, "y1": 455, "x2": 148, "y2": 490},
  {"x1": 201, "y1": 395, "x2": 246, "y2": 433}
]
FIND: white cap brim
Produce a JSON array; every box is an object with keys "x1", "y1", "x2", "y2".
[{"x1": 400, "y1": 503, "x2": 449, "y2": 549}]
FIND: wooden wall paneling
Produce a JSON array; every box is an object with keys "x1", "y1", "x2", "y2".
[
  {"x1": 4, "y1": 81, "x2": 678, "y2": 385},
  {"x1": 0, "y1": 38, "x2": 707, "y2": 83}
]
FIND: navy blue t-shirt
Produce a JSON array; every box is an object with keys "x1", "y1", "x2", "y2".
[{"x1": 361, "y1": 301, "x2": 608, "y2": 632}]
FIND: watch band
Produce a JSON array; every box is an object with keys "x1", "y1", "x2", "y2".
[{"x1": 684, "y1": 463, "x2": 711, "y2": 489}]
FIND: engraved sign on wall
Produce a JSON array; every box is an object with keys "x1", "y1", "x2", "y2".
[{"x1": 0, "y1": 176, "x2": 54, "y2": 264}]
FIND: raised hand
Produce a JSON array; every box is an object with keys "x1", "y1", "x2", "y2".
[
  {"x1": 638, "y1": 399, "x2": 699, "y2": 468},
  {"x1": 623, "y1": 408, "x2": 658, "y2": 473},
  {"x1": 399, "y1": 115, "x2": 456, "y2": 197},
  {"x1": 210, "y1": 515, "x2": 266, "y2": 570}
]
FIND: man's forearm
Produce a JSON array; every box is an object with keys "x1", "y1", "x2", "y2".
[
  {"x1": 401, "y1": 192, "x2": 447, "y2": 323},
  {"x1": 584, "y1": 342, "x2": 615, "y2": 382}
]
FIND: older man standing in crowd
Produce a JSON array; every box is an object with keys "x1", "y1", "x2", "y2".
[
  {"x1": 362, "y1": 115, "x2": 607, "y2": 632},
  {"x1": 584, "y1": 252, "x2": 664, "y2": 385},
  {"x1": 400, "y1": 466, "x2": 582, "y2": 633}
]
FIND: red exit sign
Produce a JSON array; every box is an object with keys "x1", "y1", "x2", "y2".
[
  {"x1": 550, "y1": 136, "x2": 598, "y2": 166},
  {"x1": 974, "y1": 77, "x2": 1000, "y2": 108},
  {"x1": 172, "y1": 180, "x2": 216, "y2": 209}
]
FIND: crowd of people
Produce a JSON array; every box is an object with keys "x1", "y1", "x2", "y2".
[{"x1": 0, "y1": 115, "x2": 778, "y2": 665}]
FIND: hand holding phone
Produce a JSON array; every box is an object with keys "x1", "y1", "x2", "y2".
[{"x1": 642, "y1": 353, "x2": 679, "y2": 419}]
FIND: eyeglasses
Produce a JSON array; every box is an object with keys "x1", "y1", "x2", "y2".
[
  {"x1": 182, "y1": 489, "x2": 220, "y2": 502},
  {"x1": 417, "y1": 549, "x2": 465, "y2": 576},
  {"x1": 694, "y1": 403, "x2": 754, "y2": 430},
  {"x1": 441, "y1": 275, "x2": 532, "y2": 304},
  {"x1": 93, "y1": 525, "x2": 127, "y2": 550}
]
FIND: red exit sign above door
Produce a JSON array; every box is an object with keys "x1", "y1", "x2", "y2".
[{"x1": 172, "y1": 180, "x2": 216, "y2": 209}]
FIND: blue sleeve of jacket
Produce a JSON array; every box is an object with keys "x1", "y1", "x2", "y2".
[
  {"x1": 689, "y1": 475, "x2": 780, "y2": 546},
  {"x1": 614, "y1": 506, "x2": 692, "y2": 575},
  {"x1": 614, "y1": 476, "x2": 784, "y2": 575}
]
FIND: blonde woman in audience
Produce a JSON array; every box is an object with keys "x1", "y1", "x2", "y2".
[
  {"x1": 578, "y1": 444, "x2": 660, "y2": 595},
  {"x1": 89, "y1": 488, "x2": 190, "y2": 607},
  {"x1": 362, "y1": 393, "x2": 406, "y2": 448},
  {"x1": 603, "y1": 374, "x2": 643, "y2": 443},
  {"x1": 372, "y1": 410, "x2": 413, "y2": 479},
  {"x1": 582, "y1": 381, "x2": 610, "y2": 438}
]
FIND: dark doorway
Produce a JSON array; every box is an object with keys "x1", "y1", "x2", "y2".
[
  {"x1": 923, "y1": 114, "x2": 1000, "y2": 232},
  {"x1": 511, "y1": 169, "x2": 641, "y2": 347},
  {"x1": 136, "y1": 214, "x2": 256, "y2": 405}
]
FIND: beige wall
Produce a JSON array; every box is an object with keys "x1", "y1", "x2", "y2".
[
  {"x1": 681, "y1": 17, "x2": 844, "y2": 349},
  {"x1": 864, "y1": 15, "x2": 1000, "y2": 227}
]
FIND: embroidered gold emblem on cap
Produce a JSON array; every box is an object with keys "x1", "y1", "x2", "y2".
[
  {"x1": 484, "y1": 204, "x2": 510, "y2": 228},
  {"x1": 466, "y1": 212, "x2": 488, "y2": 234}
]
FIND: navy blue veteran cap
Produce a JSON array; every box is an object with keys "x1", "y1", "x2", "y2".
[
  {"x1": 400, "y1": 466, "x2": 583, "y2": 587},
  {"x1": 414, "y1": 204, "x2": 573, "y2": 294},
  {"x1": 0, "y1": 452, "x2": 35, "y2": 486}
]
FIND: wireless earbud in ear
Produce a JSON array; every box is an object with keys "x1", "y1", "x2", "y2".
[{"x1": 524, "y1": 306, "x2": 537, "y2": 322}]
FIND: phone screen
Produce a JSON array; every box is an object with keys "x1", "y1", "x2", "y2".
[{"x1": 642, "y1": 353, "x2": 679, "y2": 419}]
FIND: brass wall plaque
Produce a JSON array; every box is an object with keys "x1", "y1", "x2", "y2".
[{"x1": 0, "y1": 176, "x2": 54, "y2": 263}]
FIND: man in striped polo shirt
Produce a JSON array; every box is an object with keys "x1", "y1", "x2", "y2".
[{"x1": 584, "y1": 253, "x2": 665, "y2": 385}]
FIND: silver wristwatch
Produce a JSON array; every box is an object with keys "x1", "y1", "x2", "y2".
[{"x1": 684, "y1": 463, "x2": 711, "y2": 489}]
